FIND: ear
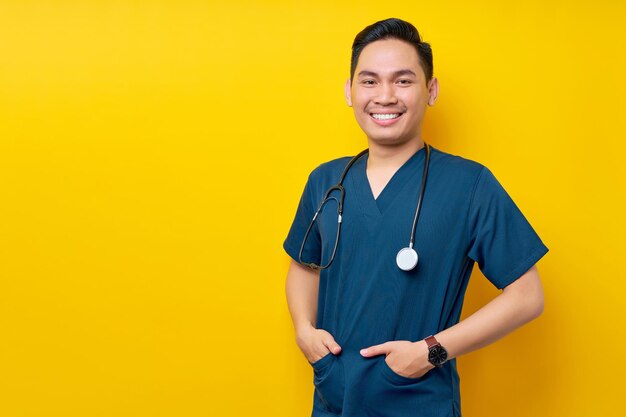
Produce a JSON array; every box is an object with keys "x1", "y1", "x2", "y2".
[
  {"x1": 344, "y1": 78, "x2": 352, "y2": 107},
  {"x1": 427, "y1": 77, "x2": 439, "y2": 106}
]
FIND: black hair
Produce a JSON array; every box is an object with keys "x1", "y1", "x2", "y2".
[{"x1": 350, "y1": 18, "x2": 433, "y2": 84}]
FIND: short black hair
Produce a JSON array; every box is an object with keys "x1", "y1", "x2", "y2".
[{"x1": 350, "y1": 18, "x2": 433, "y2": 85}]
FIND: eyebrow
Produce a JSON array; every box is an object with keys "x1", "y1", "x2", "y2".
[{"x1": 357, "y1": 69, "x2": 417, "y2": 78}]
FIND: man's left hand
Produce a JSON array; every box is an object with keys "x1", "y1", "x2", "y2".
[{"x1": 360, "y1": 340, "x2": 435, "y2": 379}]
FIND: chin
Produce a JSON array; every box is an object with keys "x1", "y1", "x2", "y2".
[
  {"x1": 366, "y1": 133, "x2": 412, "y2": 145},
  {"x1": 367, "y1": 138, "x2": 410, "y2": 149}
]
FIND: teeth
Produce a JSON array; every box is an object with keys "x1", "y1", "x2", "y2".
[{"x1": 372, "y1": 113, "x2": 400, "y2": 120}]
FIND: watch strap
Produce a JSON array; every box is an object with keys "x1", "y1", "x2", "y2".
[{"x1": 424, "y1": 335, "x2": 439, "y2": 349}]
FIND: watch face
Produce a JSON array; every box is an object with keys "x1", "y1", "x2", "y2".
[{"x1": 428, "y1": 346, "x2": 448, "y2": 366}]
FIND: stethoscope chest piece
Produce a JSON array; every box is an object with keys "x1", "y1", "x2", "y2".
[{"x1": 396, "y1": 247, "x2": 418, "y2": 271}]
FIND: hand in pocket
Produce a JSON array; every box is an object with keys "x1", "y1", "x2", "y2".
[{"x1": 295, "y1": 324, "x2": 342, "y2": 364}]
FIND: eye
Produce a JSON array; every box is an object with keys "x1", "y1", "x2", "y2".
[
  {"x1": 397, "y1": 79, "x2": 413, "y2": 85},
  {"x1": 361, "y1": 79, "x2": 376, "y2": 86}
]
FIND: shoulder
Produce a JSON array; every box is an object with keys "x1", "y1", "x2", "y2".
[
  {"x1": 307, "y1": 155, "x2": 354, "y2": 186},
  {"x1": 429, "y1": 145, "x2": 488, "y2": 185},
  {"x1": 430, "y1": 145, "x2": 485, "y2": 173},
  {"x1": 295, "y1": 155, "x2": 355, "y2": 202},
  {"x1": 313, "y1": 155, "x2": 354, "y2": 174}
]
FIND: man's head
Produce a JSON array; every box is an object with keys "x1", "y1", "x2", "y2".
[
  {"x1": 350, "y1": 18, "x2": 433, "y2": 86},
  {"x1": 345, "y1": 18, "x2": 439, "y2": 147}
]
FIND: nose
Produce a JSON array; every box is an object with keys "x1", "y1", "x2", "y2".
[{"x1": 374, "y1": 82, "x2": 398, "y2": 105}]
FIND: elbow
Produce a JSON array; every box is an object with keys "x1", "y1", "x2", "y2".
[
  {"x1": 527, "y1": 274, "x2": 545, "y2": 320},
  {"x1": 514, "y1": 286, "x2": 544, "y2": 322},
  {"x1": 508, "y1": 291, "x2": 544, "y2": 325},
  {"x1": 529, "y1": 293, "x2": 544, "y2": 320},
  {"x1": 503, "y1": 267, "x2": 545, "y2": 322},
  {"x1": 522, "y1": 282, "x2": 545, "y2": 322}
]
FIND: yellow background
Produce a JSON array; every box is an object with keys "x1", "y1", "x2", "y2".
[{"x1": 1, "y1": 1, "x2": 624, "y2": 416}]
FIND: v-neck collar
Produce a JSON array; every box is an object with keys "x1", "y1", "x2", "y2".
[{"x1": 351, "y1": 146, "x2": 428, "y2": 218}]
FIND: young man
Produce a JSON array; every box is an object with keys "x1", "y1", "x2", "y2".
[{"x1": 283, "y1": 18, "x2": 548, "y2": 417}]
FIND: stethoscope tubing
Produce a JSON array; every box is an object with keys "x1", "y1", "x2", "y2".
[
  {"x1": 409, "y1": 143, "x2": 430, "y2": 249},
  {"x1": 299, "y1": 143, "x2": 430, "y2": 271}
]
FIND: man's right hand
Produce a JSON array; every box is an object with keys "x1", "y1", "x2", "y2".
[{"x1": 295, "y1": 324, "x2": 342, "y2": 363}]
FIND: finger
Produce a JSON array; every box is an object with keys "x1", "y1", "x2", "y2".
[
  {"x1": 360, "y1": 342, "x2": 391, "y2": 357},
  {"x1": 323, "y1": 336, "x2": 342, "y2": 355}
]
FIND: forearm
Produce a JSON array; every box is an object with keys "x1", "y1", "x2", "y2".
[
  {"x1": 434, "y1": 265, "x2": 544, "y2": 360},
  {"x1": 285, "y1": 259, "x2": 320, "y2": 333}
]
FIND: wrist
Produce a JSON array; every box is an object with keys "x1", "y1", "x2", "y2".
[
  {"x1": 295, "y1": 321, "x2": 315, "y2": 337},
  {"x1": 424, "y1": 335, "x2": 449, "y2": 367},
  {"x1": 412, "y1": 341, "x2": 436, "y2": 374}
]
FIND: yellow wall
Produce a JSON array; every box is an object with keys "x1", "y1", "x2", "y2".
[{"x1": 1, "y1": 1, "x2": 624, "y2": 416}]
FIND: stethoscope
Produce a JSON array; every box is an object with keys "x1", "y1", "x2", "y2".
[{"x1": 298, "y1": 142, "x2": 431, "y2": 272}]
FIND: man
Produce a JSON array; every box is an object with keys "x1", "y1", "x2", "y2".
[{"x1": 283, "y1": 18, "x2": 548, "y2": 417}]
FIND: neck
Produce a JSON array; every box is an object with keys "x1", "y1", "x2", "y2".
[{"x1": 366, "y1": 138, "x2": 425, "y2": 170}]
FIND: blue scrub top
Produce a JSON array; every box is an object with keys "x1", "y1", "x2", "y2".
[{"x1": 283, "y1": 145, "x2": 549, "y2": 417}]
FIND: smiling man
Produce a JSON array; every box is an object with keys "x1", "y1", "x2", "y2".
[{"x1": 284, "y1": 18, "x2": 549, "y2": 417}]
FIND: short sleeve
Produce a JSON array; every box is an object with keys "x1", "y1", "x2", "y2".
[
  {"x1": 467, "y1": 167, "x2": 549, "y2": 289},
  {"x1": 283, "y1": 171, "x2": 322, "y2": 266}
]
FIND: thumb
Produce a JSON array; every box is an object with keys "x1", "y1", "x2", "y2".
[
  {"x1": 323, "y1": 335, "x2": 342, "y2": 355},
  {"x1": 360, "y1": 341, "x2": 392, "y2": 357}
]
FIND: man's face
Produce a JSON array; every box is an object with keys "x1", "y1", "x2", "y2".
[{"x1": 345, "y1": 38, "x2": 438, "y2": 147}]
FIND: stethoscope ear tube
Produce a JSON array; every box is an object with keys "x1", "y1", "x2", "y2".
[
  {"x1": 298, "y1": 194, "x2": 343, "y2": 270},
  {"x1": 298, "y1": 153, "x2": 363, "y2": 270}
]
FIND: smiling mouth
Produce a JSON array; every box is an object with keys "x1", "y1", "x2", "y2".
[{"x1": 370, "y1": 113, "x2": 402, "y2": 120}]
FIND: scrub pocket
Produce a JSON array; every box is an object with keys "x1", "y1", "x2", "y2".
[
  {"x1": 310, "y1": 353, "x2": 345, "y2": 414},
  {"x1": 362, "y1": 357, "x2": 456, "y2": 417},
  {"x1": 379, "y1": 356, "x2": 427, "y2": 385}
]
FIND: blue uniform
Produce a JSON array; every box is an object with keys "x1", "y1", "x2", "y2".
[{"x1": 283, "y1": 145, "x2": 549, "y2": 417}]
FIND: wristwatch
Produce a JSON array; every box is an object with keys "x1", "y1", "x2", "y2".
[{"x1": 424, "y1": 335, "x2": 448, "y2": 368}]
